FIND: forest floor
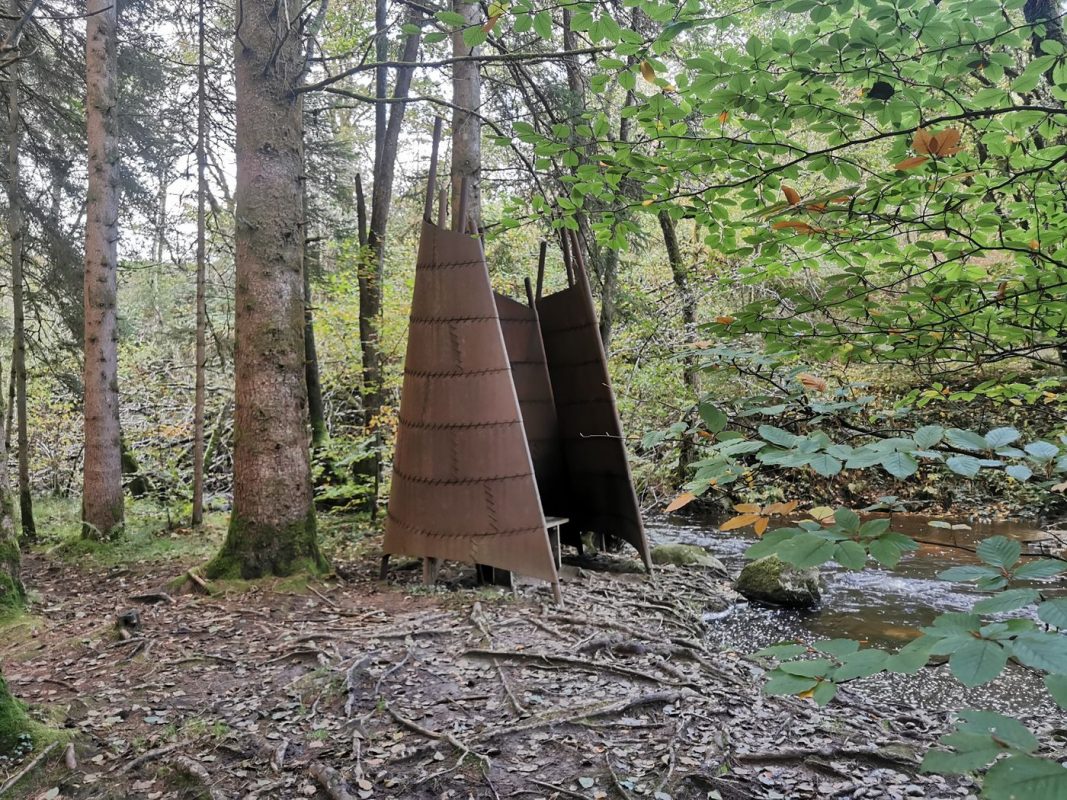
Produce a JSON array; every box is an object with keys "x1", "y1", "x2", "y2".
[{"x1": 1, "y1": 519, "x2": 995, "y2": 800}]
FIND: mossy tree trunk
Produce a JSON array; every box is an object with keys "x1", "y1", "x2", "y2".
[
  {"x1": 82, "y1": 0, "x2": 124, "y2": 539},
  {"x1": 206, "y1": 0, "x2": 323, "y2": 578},
  {"x1": 0, "y1": 669, "x2": 30, "y2": 753},
  {"x1": 0, "y1": 356, "x2": 25, "y2": 612}
]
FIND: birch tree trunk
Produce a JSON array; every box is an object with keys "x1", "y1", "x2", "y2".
[
  {"x1": 82, "y1": 0, "x2": 124, "y2": 538},
  {"x1": 205, "y1": 0, "x2": 323, "y2": 577},
  {"x1": 450, "y1": 0, "x2": 481, "y2": 226},
  {"x1": 4, "y1": 0, "x2": 34, "y2": 541},
  {"x1": 191, "y1": 0, "x2": 207, "y2": 526}
]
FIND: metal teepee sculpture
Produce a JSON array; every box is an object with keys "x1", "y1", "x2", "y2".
[{"x1": 382, "y1": 120, "x2": 651, "y2": 601}]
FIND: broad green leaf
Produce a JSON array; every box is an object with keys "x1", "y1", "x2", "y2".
[
  {"x1": 834, "y1": 507, "x2": 860, "y2": 532},
  {"x1": 945, "y1": 429, "x2": 988, "y2": 451},
  {"x1": 758, "y1": 424, "x2": 799, "y2": 448},
  {"x1": 834, "y1": 540, "x2": 866, "y2": 570},
  {"x1": 983, "y1": 755, "x2": 1067, "y2": 800},
  {"x1": 973, "y1": 589, "x2": 1039, "y2": 614},
  {"x1": 949, "y1": 638, "x2": 1008, "y2": 686},
  {"x1": 1009, "y1": 631, "x2": 1067, "y2": 672},
  {"x1": 779, "y1": 657, "x2": 834, "y2": 677},
  {"x1": 813, "y1": 638, "x2": 860, "y2": 658},
  {"x1": 1037, "y1": 598, "x2": 1067, "y2": 629},
  {"x1": 886, "y1": 636, "x2": 935, "y2": 673},
  {"x1": 808, "y1": 453, "x2": 843, "y2": 477},
  {"x1": 699, "y1": 402, "x2": 728, "y2": 433},
  {"x1": 984, "y1": 427, "x2": 1021, "y2": 448},
  {"x1": 764, "y1": 670, "x2": 818, "y2": 695},
  {"x1": 778, "y1": 533, "x2": 836, "y2": 568},
  {"x1": 1025, "y1": 441, "x2": 1060, "y2": 462},
  {"x1": 881, "y1": 451, "x2": 918, "y2": 479},
  {"x1": 946, "y1": 455, "x2": 982, "y2": 477},
  {"x1": 1014, "y1": 560, "x2": 1067, "y2": 580},
  {"x1": 1005, "y1": 464, "x2": 1033, "y2": 482},
  {"x1": 912, "y1": 425, "x2": 945, "y2": 449},
  {"x1": 833, "y1": 648, "x2": 889, "y2": 681},
  {"x1": 956, "y1": 709, "x2": 1039, "y2": 752},
  {"x1": 1044, "y1": 674, "x2": 1067, "y2": 709},
  {"x1": 938, "y1": 566, "x2": 1000, "y2": 582},
  {"x1": 977, "y1": 536, "x2": 1021, "y2": 569}
]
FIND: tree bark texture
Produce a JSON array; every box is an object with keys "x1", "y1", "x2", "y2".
[
  {"x1": 191, "y1": 0, "x2": 208, "y2": 525},
  {"x1": 82, "y1": 0, "x2": 124, "y2": 538},
  {"x1": 3, "y1": 0, "x2": 34, "y2": 541},
  {"x1": 450, "y1": 0, "x2": 481, "y2": 227},
  {"x1": 206, "y1": 0, "x2": 323, "y2": 578}
]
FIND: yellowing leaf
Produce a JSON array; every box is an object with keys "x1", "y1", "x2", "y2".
[
  {"x1": 894, "y1": 155, "x2": 929, "y2": 170},
  {"x1": 809, "y1": 505, "x2": 835, "y2": 521},
  {"x1": 482, "y1": 14, "x2": 501, "y2": 32},
  {"x1": 641, "y1": 198, "x2": 655, "y2": 206},
  {"x1": 1030, "y1": 239, "x2": 1040, "y2": 251},
  {"x1": 720, "y1": 513, "x2": 762, "y2": 531},
  {"x1": 715, "y1": 315, "x2": 736, "y2": 325},
  {"x1": 640, "y1": 60, "x2": 656, "y2": 82},
  {"x1": 771, "y1": 220, "x2": 821, "y2": 234},
  {"x1": 783, "y1": 185, "x2": 801, "y2": 205},
  {"x1": 798, "y1": 372, "x2": 828, "y2": 392},
  {"x1": 665, "y1": 492, "x2": 697, "y2": 512},
  {"x1": 732, "y1": 503, "x2": 761, "y2": 513},
  {"x1": 764, "y1": 500, "x2": 800, "y2": 516},
  {"x1": 718, "y1": 110, "x2": 729, "y2": 124},
  {"x1": 754, "y1": 517, "x2": 770, "y2": 536}
]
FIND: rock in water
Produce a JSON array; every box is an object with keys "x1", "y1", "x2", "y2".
[
  {"x1": 650, "y1": 543, "x2": 728, "y2": 576},
  {"x1": 734, "y1": 555, "x2": 820, "y2": 608}
]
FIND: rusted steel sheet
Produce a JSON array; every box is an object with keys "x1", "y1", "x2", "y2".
[
  {"x1": 383, "y1": 221, "x2": 559, "y2": 584},
  {"x1": 536, "y1": 272, "x2": 652, "y2": 570},
  {"x1": 494, "y1": 292, "x2": 570, "y2": 518}
]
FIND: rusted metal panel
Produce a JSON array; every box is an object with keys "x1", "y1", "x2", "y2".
[
  {"x1": 536, "y1": 267, "x2": 652, "y2": 571},
  {"x1": 494, "y1": 292, "x2": 571, "y2": 519},
  {"x1": 383, "y1": 221, "x2": 560, "y2": 584}
]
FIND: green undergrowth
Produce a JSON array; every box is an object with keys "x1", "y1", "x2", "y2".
[{"x1": 35, "y1": 497, "x2": 225, "y2": 567}]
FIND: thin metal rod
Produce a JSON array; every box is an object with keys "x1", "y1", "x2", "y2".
[
  {"x1": 423, "y1": 116, "x2": 443, "y2": 222},
  {"x1": 524, "y1": 277, "x2": 535, "y2": 307},
  {"x1": 437, "y1": 188, "x2": 447, "y2": 228},
  {"x1": 560, "y1": 229, "x2": 574, "y2": 286},
  {"x1": 535, "y1": 241, "x2": 546, "y2": 301}
]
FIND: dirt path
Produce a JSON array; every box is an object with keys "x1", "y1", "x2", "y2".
[{"x1": 3, "y1": 541, "x2": 982, "y2": 799}]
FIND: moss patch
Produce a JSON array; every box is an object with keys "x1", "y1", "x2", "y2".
[
  {"x1": 204, "y1": 509, "x2": 328, "y2": 580},
  {"x1": 0, "y1": 671, "x2": 32, "y2": 754},
  {"x1": 735, "y1": 555, "x2": 821, "y2": 608}
]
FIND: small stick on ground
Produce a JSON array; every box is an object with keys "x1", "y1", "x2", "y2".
[
  {"x1": 464, "y1": 648, "x2": 689, "y2": 687},
  {"x1": 385, "y1": 702, "x2": 491, "y2": 770},
  {"x1": 604, "y1": 752, "x2": 637, "y2": 800},
  {"x1": 167, "y1": 754, "x2": 227, "y2": 800},
  {"x1": 308, "y1": 584, "x2": 338, "y2": 608},
  {"x1": 185, "y1": 569, "x2": 213, "y2": 594},
  {"x1": 114, "y1": 741, "x2": 189, "y2": 775},
  {"x1": 529, "y1": 779, "x2": 590, "y2": 800},
  {"x1": 309, "y1": 761, "x2": 355, "y2": 800},
  {"x1": 0, "y1": 741, "x2": 58, "y2": 796}
]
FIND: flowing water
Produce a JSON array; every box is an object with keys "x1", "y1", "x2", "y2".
[{"x1": 648, "y1": 513, "x2": 1067, "y2": 716}]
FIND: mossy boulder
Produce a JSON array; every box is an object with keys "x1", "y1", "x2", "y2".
[
  {"x1": 650, "y1": 543, "x2": 728, "y2": 576},
  {"x1": 734, "y1": 555, "x2": 821, "y2": 608}
]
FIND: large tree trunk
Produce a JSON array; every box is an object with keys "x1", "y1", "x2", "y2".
[
  {"x1": 82, "y1": 0, "x2": 124, "y2": 538},
  {"x1": 206, "y1": 0, "x2": 323, "y2": 578},
  {"x1": 359, "y1": 6, "x2": 421, "y2": 515},
  {"x1": 3, "y1": 0, "x2": 34, "y2": 541},
  {"x1": 450, "y1": 0, "x2": 481, "y2": 226},
  {"x1": 191, "y1": 0, "x2": 208, "y2": 526}
]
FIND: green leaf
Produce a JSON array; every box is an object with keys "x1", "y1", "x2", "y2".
[
  {"x1": 1024, "y1": 441, "x2": 1060, "y2": 462},
  {"x1": 956, "y1": 709, "x2": 1039, "y2": 752},
  {"x1": 808, "y1": 453, "x2": 843, "y2": 477},
  {"x1": 764, "y1": 670, "x2": 818, "y2": 695},
  {"x1": 983, "y1": 755, "x2": 1067, "y2": 800},
  {"x1": 778, "y1": 532, "x2": 836, "y2": 568},
  {"x1": 834, "y1": 540, "x2": 867, "y2": 570},
  {"x1": 779, "y1": 657, "x2": 834, "y2": 677},
  {"x1": 973, "y1": 589, "x2": 1039, "y2": 614},
  {"x1": 921, "y1": 731, "x2": 1001, "y2": 774},
  {"x1": 868, "y1": 537, "x2": 905, "y2": 568},
  {"x1": 939, "y1": 565, "x2": 1000, "y2": 582},
  {"x1": 699, "y1": 403, "x2": 728, "y2": 433},
  {"x1": 752, "y1": 642, "x2": 807, "y2": 660},
  {"x1": 886, "y1": 636, "x2": 935, "y2": 673},
  {"x1": 912, "y1": 425, "x2": 945, "y2": 449},
  {"x1": 946, "y1": 455, "x2": 982, "y2": 477},
  {"x1": 1009, "y1": 631, "x2": 1067, "y2": 672},
  {"x1": 1006, "y1": 464, "x2": 1033, "y2": 481},
  {"x1": 1014, "y1": 560, "x2": 1067, "y2": 580},
  {"x1": 813, "y1": 638, "x2": 860, "y2": 658},
  {"x1": 436, "y1": 10, "x2": 468, "y2": 25},
  {"x1": 811, "y1": 680, "x2": 837, "y2": 706},
  {"x1": 984, "y1": 427, "x2": 1021, "y2": 448},
  {"x1": 834, "y1": 507, "x2": 860, "y2": 532},
  {"x1": 945, "y1": 428, "x2": 988, "y2": 451},
  {"x1": 758, "y1": 424, "x2": 799, "y2": 448},
  {"x1": 462, "y1": 26, "x2": 488, "y2": 47},
  {"x1": 977, "y1": 536, "x2": 1021, "y2": 569},
  {"x1": 833, "y1": 648, "x2": 889, "y2": 681},
  {"x1": 1037, "y1": 598, "x2": 1067, "y2": 629},
  {"x1": 532, "y1": 10, "x2": 552, "y2": 39},
  {"x1": 948, "y1": 638, "x2": 1008, "y2": 686},
  {"x1": 1044, "y1": 674, "x2": 1067, "y2": 709},
  {"x1": 881, "y1": 451, "x2": 918, "y2": 479}
]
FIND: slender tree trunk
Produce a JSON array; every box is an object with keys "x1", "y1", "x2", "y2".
[
  {"x1": 659, "y1": 211, "x2": 701, "y2": 480},
  {"x1": 2, "y1": 6, "x2": 34, "y2": 541},
  {"x1": 304, "y1": 235, "x2": 326, "y2": 451},
  {"x1": 359, "y1": 8, "x2": 422, "y2": 515},
  {"x1": 450, "y1": 0, "x2": 481, "y2": 226},
  {"x1": 0, "y1": 351, "x2": 21, "y2": 614},
  {"x1": 191, "y1": 0, "x2": 208, "y2": 526},
  {"x1": 206, "y1": 0, "x2": 323, "y2": 578},
  {"x1": 82, "y1": 0, "x2": 124, "y2": 539}
]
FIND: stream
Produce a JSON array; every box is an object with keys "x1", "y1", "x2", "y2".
[{"x1": 649, "y1": 513, "x2": 1067, "y2": 717}]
